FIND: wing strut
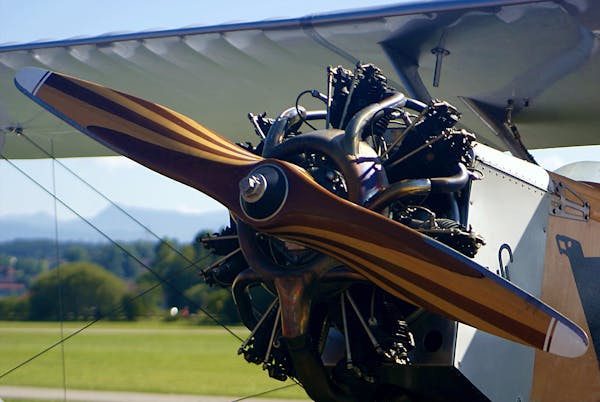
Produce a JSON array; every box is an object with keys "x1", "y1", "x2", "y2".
[{"x1": 459, "y1": 97, "x2": 537, "y2": 163}]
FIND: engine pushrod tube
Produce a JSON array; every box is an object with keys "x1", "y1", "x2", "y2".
[
  {"x1": 233, "y1": 268, "x2": 277, "y2": 333},
  {"x1": 238, "y1": 296, "x2": 279, "y2": 352},
  {"x1": 346, "y1": 291, "x2": 383, "y2": 354}
]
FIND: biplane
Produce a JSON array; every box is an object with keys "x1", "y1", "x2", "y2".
[{"x1": 1, "y1": 0, "x2": 599, "y2": 401}]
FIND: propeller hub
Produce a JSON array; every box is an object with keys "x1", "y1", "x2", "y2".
[{"x1": 239, "y1": 164, "x2": 288, "y2": 221}]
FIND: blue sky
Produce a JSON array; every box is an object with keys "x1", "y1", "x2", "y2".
[{"x1": 1, "y1": 0, "x2": 598, "y2": 221}]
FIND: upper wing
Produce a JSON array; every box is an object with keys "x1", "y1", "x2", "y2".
[{"x1": 1, "y1": 0, "x2": 598, "y2": 158}]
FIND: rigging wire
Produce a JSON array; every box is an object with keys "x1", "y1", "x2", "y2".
[
  {"x1": 0, "y1": 152, "x2": 244, "y2": 379},
  {"x1": 0, "y1": 272, "x2": 164, "y2": 380},
  {"x1": 18, "y1": 133, "x2": 202, "y2": 267},
  {"x1": 232, "y1": 382, "x2": 302, "y2": 401},
  {"x1": 50, "y1": 140, "x2": 68, "y2": 402},
  {"x1": 6, "y1": 134, "x2": 242, "y2": 335},
  {"x1": 0, "y1": 152, "x2": 243, "y2": 338},
  {"x1": 1, "y1": 153, "x2": 301, "y2": 401},
  {"x1": 1, "y1": 136, "x2": 303, "y2": 401},
  {"x1": 0, "y1": 237, "x2": 230, "y2": 380}
]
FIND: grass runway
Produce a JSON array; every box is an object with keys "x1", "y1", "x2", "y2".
[{"x1": 0, "y1": 321, "x2": 308, "y2": 400}]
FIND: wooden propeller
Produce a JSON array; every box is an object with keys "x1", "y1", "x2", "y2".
[{"x1": 15, "y1": 67, "x2": 589, "y2": 358}]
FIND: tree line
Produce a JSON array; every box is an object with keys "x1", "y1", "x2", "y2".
[
  {"x1": 0, "y1": 239, "x2": 155, "y2": 283},
  {"x1": 0, "y1": 235, "x2": 240, "y2": 323}
]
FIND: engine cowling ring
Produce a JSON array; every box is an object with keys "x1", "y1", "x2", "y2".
[{"x1": 263, "y1": 128, "x2": 387, "y2": 204}]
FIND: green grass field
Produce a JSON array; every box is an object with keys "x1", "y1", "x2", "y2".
[{"x1": 0, "y1": 321, "x2": 309, "y2": 400}]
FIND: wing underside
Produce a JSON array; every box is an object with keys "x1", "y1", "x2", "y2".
[{"x1": 1, "y1": 0, "x2": 599, "y2": 158}]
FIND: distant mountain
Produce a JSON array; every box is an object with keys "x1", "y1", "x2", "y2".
[{"x1": 0, "y1": 205, "x2": 230, "y2": 242}]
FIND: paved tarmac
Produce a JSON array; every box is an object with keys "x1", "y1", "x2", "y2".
[{"x1": 0, "y1": 386, "x2": 310, "y2": 402}]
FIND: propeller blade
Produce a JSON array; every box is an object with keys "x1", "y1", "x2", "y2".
[
  {"x1": 251, "y1": 163, "x2": 589, "y2": 358},
  {"x1": 15, "y1": 68, "x2": 588, "y2": 358},
  {"x1": 14, "y1": 67, "x2": 261, "y2": 217}
]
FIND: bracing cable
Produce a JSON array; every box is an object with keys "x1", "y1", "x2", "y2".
[
  {"x1": 0, "y1": 152, "x2": 244, "y2": 381},
  {"x1": 1, "y1": 137, "x2": 306, "y2": 400},
  {"x1": 50, "y1": 140, "x2": 68, "y2": 402},
  {"x1": 232, "y1": 382, "x2": 302, "y2": 401},
  {"x1": 0, "y1": 152, "x2": 303, "y2": 401},
  {"x1": 0, "y1": 152, "x2": 242, "y2": 339},
  {"x1": 18, "y1": 133, "x2": 205, "y2": 267}
]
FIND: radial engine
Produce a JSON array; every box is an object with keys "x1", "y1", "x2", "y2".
[{"x1": 201, "y1": 64, "x2": 485, "y2": 402}]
